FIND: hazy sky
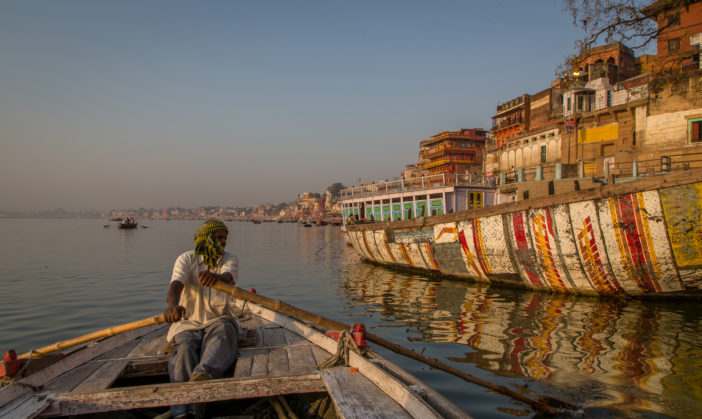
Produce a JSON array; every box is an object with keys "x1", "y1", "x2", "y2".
[{"x1": 1, "y1": 0, "x2": 587, "y2": 212}]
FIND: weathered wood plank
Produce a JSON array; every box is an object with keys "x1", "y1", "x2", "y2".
[
  {"x1": 0, "y1": 324, "x2": 164, "y2": 409},
  {"x1": 0, "y1": 392, "x2": 51, "y2": 419},
  {"x1": 283, "y1": 328, "x2": 305, "y2": 345},
  {"x1": 232, "y1": 299, "x2": 442, "y2": 418},
  {"x1": 322, "y1": 367, "x2": 412, "y2": 419},
  {"x1": 52, "y1": 374, "x2": 325, "y2": 416},
  {"x1": 267, "y1": 347, "x2": 290, "y2": 377},
  {"x1": 60, "y1": 337, "x2": 144, "y2": 394},
  {"x1": 368, "y1": 356, "x2": 472, "y2": 419},
  {"x1": 126, "y1": 327, "x2": 170, "y2": 357},
  {"x1": 0, "y1": 325, "x2": 163, "y2": 418},
  {"x1": 286, "y1": 344, "x2": 318, "y2": 376},
  {"x1": 309, "y1": 344, "x2": 332, "y2": 367},
  {"x1": 71, "y1": 360, "x2": 131, "y2": 393},
  {"x1": 233, "y1": 350, "x2": 254, "y2": 379},
  {"x1": 0, "y1": 325, "x2": 160, "y2": 406},
  {"x1": 262, "y1": 327, "x2": 287, "y2": 347},
  {"x1": 250, "y1": 349, "x2": 269, "y2": 377}
]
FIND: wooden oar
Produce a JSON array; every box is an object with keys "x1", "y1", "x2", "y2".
[
  {"x1": 17, "y1": 315, "x2": 165, "y2": 360},
  {"x1": 211, "y1": 283, "x2": 567, "y2": 414}
]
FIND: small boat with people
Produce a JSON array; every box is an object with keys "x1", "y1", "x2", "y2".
[
  {"x1": 0, "y1": 286, "x2": 509, "y2": 418},
  {"x1": 117, "y1": 217, "x2": 138, "y2": 229}
]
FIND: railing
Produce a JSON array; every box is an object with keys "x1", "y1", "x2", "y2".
[
  {"x1": 429, "y1": 132, "x2": 483, "y2": 141},
  {"x1": 492, "y1": 118, "x2": 524, "y2": 130},
  {"x1": 497, "y1": 151, "x2": 702, "y2": 186},
  {"x1": 340, "y1": 173, "x2": 498, "y2": 200},
  {"x1": 609, "y1": 151, "x2": 702, "y2": 178}
]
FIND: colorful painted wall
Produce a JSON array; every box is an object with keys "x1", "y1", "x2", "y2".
[{"x1": 346, "y1": 182, "x2": 702, "y2": 296}]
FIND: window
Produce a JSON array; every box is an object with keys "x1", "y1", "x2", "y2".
[
  {"x1": 606, "y1": 90, "x2": 612, "y2": 107},
  {"x1": 567, "y1": 97, "x2": 572, "y2": 111},
  {"x1": 668, "y1": 37, "x2": 680, "y2": 53},
  {"x1": 667, "y1": 13, "x2": 680, "y2": 27},
  {"x1": 690, "y1": 118, "x2": 702, "y2": 143},
  {"x1": 577, "y1": 96, "x2": 584, "y2": 110},
  {"x1": 540, "y1": 145, "x2": 547, "y2": 163}
]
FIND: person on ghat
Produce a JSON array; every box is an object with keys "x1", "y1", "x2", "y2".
[{"x1": 164, "y1": 219, "x2": 239, "y2": 418}]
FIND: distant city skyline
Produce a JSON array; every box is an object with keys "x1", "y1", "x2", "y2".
[{"x1": 1, "y1": 1, "x2": 605, "y2": 212}]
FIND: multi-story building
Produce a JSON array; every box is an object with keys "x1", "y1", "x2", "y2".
[
  {"x1": 571, "y1": 42, "x2": 637, "y2": 84},
  {"x1": 486, "y1": 86, "x2": 565, "y2": 177},
  {"x1": 643, "y1": 0, "x2": 702, "y2": 72},
  {"x1": 491, "y1": 94, "x2": 529, "y2": 148},
  {"x1": 418, "y1": 129, "x2": 487, "y2": 175}
]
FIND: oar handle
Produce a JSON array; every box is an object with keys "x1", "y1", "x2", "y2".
[
  {"x1": 18, "y1": 315, "x2": 166, "y2": 360},
  {"x1": 210, "y1": 283, "x2": 563, "y2": 414}
]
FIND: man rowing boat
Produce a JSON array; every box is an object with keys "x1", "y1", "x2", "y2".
[{"x1": 164, "y1": 219, "x2": 240, "y2": 419}]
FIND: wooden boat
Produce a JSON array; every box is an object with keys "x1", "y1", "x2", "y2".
[
  {"x1": 343, "y1": 169, "x2": 702, "y2": 297},
  {"x1": 117, "y1": 219, "x2": 138, "y2": 229},
  {"x1": 0, "y1": 290, "x2": 469, "y2": 418}
]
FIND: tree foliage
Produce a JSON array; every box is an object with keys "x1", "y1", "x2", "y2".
[{"x1": 326, "y1": 182, "x2": 345, "y2": 199}]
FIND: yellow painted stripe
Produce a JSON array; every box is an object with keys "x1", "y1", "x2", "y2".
[
  {"x1": 474, "y1": 219, "x2": 493, "y2": 274},
  {"x1": 636, "y1": 193, "x2": 661, "y2": 278}
]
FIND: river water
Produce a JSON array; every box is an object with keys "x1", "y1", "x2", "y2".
[{"x1": 1, "y1": 218, "x2": 701, "y2": 418}]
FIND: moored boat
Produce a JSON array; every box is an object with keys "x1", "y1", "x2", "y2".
[
  {"x1": 0, "y1": 287, "x2": 469, "y2": 418},
  {"x1": 342, "y1": 169, "x2": 702, "y2": 297}
]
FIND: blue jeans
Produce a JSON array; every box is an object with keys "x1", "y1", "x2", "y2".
[{"x1": 168, "y1": 317, "x2": 239, "y2": 417}]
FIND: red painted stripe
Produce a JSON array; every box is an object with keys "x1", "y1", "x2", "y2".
[
  {"x1": 616, "y1": 195, "x2": 657, "y2": 292},
  {"x1": 469, "y1": 221, "x2": 491, "y2": 275},
  {"x1": 512, "y1": 213, "x2": 541, "y2": 286}
]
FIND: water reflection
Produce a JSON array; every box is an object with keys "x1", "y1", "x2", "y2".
[{"x1": 342, "y1": 261, "x2": 702, "y2": 416}]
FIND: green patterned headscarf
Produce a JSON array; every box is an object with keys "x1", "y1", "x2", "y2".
[{"x1": 194, "y1": 219, "x2": 228, "y2": 270}]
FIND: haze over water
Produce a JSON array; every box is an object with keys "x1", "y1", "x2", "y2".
[{"x1": 1, "y1": 218, "x2": 701, "y2": 418}]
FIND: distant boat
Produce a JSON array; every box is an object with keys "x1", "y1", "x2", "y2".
[
  {"x1": 316, "y1": 220, "x2": 328, "y2": 226},
  {"x1": 117, "y1": 218, "x2": 138, "y2": 229},
  {"x1": 252, "y1": 220, "x2": 261, "y2": 224},
  {"x1": 303, "y1": 221, "x2": 312, "y2": 227}
]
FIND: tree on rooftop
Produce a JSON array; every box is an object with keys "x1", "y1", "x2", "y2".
[
  {"x1": 560, "y1": 0, "x2": 693, "y2": 75},
  {"x1": 326, "y1": 182, "x2": 345, "y2": 201}
]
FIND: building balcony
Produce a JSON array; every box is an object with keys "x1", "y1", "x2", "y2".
[
  {"x1": 492, "y1": 119, "x2": 524, "y2": 131},
  {"x1": 340, "y1": 173, "x2": 498, "y2": 201},
  {"x1": 421, "y1": 145, "x2": 483, "y2": 159},
  {"x1": 425, "y1": 158, "x2": 479, "y2": 169}
]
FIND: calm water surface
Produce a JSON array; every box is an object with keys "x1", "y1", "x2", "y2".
[{"x1": 1, "y1": 218, "x2": 701, "y2": 418}]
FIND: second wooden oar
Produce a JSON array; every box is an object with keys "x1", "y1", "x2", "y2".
[
  {"x1": 212, "y1": 283, "x2": 567, "y2": 414},
  {"x1": 18, "y1": 315, "x2": 165, "y2": 360}
]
